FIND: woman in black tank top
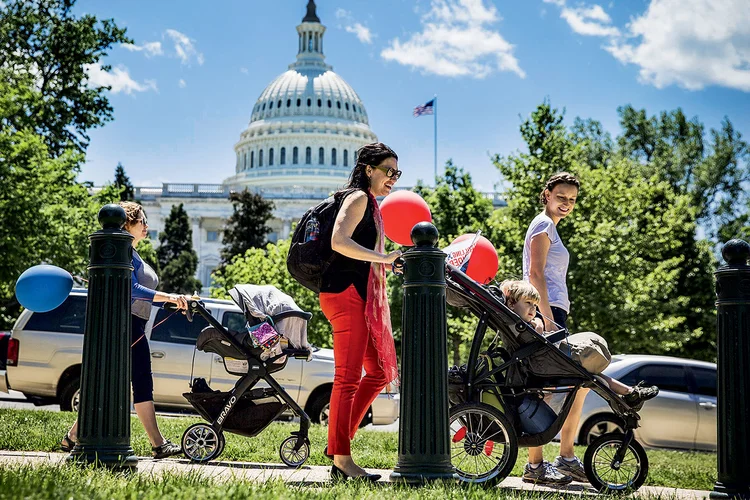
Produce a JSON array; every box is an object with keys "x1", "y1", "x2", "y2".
[{"x1": 319, "y1": 143, "x2": 403, "y2": 481}]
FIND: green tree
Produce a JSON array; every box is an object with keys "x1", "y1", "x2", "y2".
[
  {"x1": 492, "y1": 101, "x2": 717, "y2": 361},
  {"x1": 0, "y1": 0, "x2": 130, "y2": 154},
  {"x1": 114, "y1": 162, "x2": 134, "y2": 201},
  {"x1": 212, "y1": 239, "x2": 331, "y2": 347},
  {"x1": 157, "y1": 204, "x2": 202, "y2": 294},
  {"x1": 413, "y1": 162, "x2": 496, "y2": 365},
  {"x1": 220, "y1": 189, "x2": 275, "y2": 265}
]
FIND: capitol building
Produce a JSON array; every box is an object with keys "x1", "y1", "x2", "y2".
[{"x1": 134, "y1": 1, "x2": 502, "y2": 290}]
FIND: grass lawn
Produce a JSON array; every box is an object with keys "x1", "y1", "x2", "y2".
[{"x1": 0, "y1": 409, "x2": 716, "y2": 493}]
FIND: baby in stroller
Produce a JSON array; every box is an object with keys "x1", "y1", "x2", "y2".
[
  {"x1": 500, "y1": 280, "x2": 659, "y2": 483},
  {"x1": 445, "y1": 264, "x2": 659, "y2": 492}
]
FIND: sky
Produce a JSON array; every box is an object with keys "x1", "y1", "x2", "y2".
[{"x1": 74, "y1": 0, "x2": 750, "y2": 192}]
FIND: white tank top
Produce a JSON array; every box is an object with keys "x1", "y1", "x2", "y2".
[{"x1": 522, "y1": 212, "x2": 570, "y2": 313}]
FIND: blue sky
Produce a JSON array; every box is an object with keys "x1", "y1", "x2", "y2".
[{"x1": 75, "y1": 0, "x2": 750, "y2": 192}]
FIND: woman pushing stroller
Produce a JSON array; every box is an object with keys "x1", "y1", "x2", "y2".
[{"x1": 518, "y1": 172, "x2": 658, "y2": 484}]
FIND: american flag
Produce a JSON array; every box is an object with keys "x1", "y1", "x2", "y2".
[{"x1": 413, "y1": 99, "x2": 434, "y2": 117}]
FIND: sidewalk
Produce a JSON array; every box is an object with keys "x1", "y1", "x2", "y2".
[{"x1": 0, "y1": 451, "x2": 711, "y2": 499}]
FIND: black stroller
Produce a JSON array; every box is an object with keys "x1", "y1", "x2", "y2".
[
  {"x1": 177, "y1": 285, "x2": 314, "y2": 466},
  {"x1": 445, "y1": 264, "x2": 649, "y2": 492}
]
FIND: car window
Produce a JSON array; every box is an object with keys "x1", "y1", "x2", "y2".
[
  {"x1": 624, "y1": 364, "x2": 690, "y2": 393},
  {"x1": 150, "y1": 308, "x2": 209, "y2": 346},
  {"x1": 23, "y1": 295, "x2": 86, "y2": 334},
  {"x1": 691, "y1": 367, "x2": 717, "y2": 398},
  {"x1": 222, "y1": 311, "x2": 246, "y2": 333}
]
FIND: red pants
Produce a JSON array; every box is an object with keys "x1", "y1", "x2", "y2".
[{"x1": 320, "y1": 285, "x2": 388, "y2": 455}]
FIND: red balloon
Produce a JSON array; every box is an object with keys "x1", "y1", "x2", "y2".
[
  {"x1": 380, "y1": 191, "x2": 432, "y2": 246},
  {"x1": 451, "y1": 234, "x2": 499, "y2": 284}
]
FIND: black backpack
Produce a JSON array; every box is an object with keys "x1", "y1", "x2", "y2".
[{"x1": 287, "y1": 189, "x2": 359, "y2": 293}]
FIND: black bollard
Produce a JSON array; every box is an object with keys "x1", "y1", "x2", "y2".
[
  {"x1": 390, "y1": 222, "x2": 456, "y2": 483},
  {"x1": 711, "y1": 239, "x2": 750, "y2": 499},
  {"x1": 68, "y1": 205, "x2": 138, "y2": 469}
]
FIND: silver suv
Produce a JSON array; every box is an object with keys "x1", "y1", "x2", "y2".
[{"x1": 0, "y1": 289, "x2": 399, "y2": 426}]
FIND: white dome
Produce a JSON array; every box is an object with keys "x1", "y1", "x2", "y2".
[
  {"x1": 225, "y1": 2, "x2": 378, "y2": 194},
  {"x1": 250, "y1": 69, "x2": 369, "y2": 125}
]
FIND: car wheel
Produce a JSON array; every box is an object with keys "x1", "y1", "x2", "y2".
[
  {"x1": 307, "y1": 389, "x2": 371, "y2": 428},
  {"x1": 59, "y1": 375, "x2": 80, "y2": 412},
  {"x1": 308, "y1": 389, "x2": 331, "y2": 425},
  {"x1": 579, "y1": 414, "x2": 625, "y2": 445}
]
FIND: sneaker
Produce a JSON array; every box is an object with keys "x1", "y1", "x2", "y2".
[
  {"x1": 523, "y1": 461, "x2": 573, "y2": 485},
  {"x1": 552, "y1": 455, "x2": 588, "y2": 483},
  {"x1": 623, "y1": 381, "x2": 660, "y2": 411},
  {"x1": 152, "y1": 439, "x2": 182, "y2": 459}
]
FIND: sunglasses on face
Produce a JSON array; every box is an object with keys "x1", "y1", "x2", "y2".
[
  {"x1": 135, "y1": 216, "x2": 148, "y2": 226},
  {"x1": 372, "y1": 165, "x2": 402, "y2": 180}
]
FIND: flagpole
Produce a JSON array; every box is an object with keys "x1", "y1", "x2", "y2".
[{"x1": 433, "y1": 94, "x2": 438, "y2": 185}]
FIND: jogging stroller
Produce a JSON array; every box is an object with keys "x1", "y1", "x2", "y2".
[
  {"x1": 445, "y1": 264, "x2": 649, "y2": 492},
  {"x1": 178, "y1": 285, "x2": 314, "y2": 466}
]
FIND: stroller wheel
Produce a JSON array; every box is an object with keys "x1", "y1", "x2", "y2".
[
  {"x1": 279, "y1": 435, "x2": 310, "y2": 467},
  {"x1": 181, "y1": 423, "x2": 225, "y2": 463},
  {"x1": 584, "y1": 432, "x2": 649, "y2": 492},
  {"x1": 449, "y1": 402, "x2": 518, "y2": 487}
]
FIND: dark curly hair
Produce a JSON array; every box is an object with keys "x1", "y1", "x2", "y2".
[
  {"x1": 540, "y1": 172, "x2": 580, "y2": 205},
  {"x1": 345, "y1": 142, "x2": 399, "y2": 190}
]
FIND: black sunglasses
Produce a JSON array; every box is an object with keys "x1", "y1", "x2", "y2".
[{"x1": 372, "y1": 165, "x2": 402, "y2": 180}]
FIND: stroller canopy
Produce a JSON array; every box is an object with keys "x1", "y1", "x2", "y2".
[{"x1": 228, "y1": 284, "x2": 310, "y2": 350}]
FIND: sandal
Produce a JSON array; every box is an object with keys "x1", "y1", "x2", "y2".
[{"x1": 60, "y1": 433, "x2": 76, "y2": 452}]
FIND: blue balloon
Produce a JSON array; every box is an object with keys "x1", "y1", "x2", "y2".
[{"x1": 15, "y1": 265, "x2": 74, "y2": 313}]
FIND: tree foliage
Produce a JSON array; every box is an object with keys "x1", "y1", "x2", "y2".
[
  {"x1": 157, "y1": 204, "x2": 202, "y2": 294},
  {"x1": 413, "y1": 162, "x2": 496, "y2": 365},
  {"x1": 220, "y1": 189, "x2": 275, "y2": 265},
  {"x1": 0, "y1": 0, "x2": 130, "y2": 154},
  {"x1": 492, "y1": 101, "x2": 718, "y2": 361},
  {"x1": 114, "y1": 162, "x2": 134, "y2": 201}
]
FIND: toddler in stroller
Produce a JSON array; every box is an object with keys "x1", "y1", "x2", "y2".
[
  {"x1": 446, "y1": 265, "x2": 657, "y2": 492},
  {"x1": 178, "y1": 285, "x2": 314, "y2": 466}
]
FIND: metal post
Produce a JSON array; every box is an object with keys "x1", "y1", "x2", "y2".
[
  {"x1": 68, "y1": 204, "x2": 138, "y2": 469},
  {"x1": 711, "y1": 239, "x2": 750, "y2": 499},
  {"x1": 390, "y1": 222, "x2": 456, "y2": 483}
]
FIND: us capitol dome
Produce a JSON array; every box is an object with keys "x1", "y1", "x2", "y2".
[
  {"x1": 223, "y1": 0, "x2": 378, "y2": 194},
  {"x1": 134, "y1": 1, "x2": 380, "y2": 289}
]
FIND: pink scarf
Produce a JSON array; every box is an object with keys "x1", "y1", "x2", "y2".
[{"x1": 365, "y1": 191, "x2": 399, "y2": 385}]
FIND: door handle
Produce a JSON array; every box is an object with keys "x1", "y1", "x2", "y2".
[
  {"x1": 151, "y1": 351, "x2": 165, "y2": 359},
  {"x1": 699, "y1": 401, "x2": 716, "y2": 409}
]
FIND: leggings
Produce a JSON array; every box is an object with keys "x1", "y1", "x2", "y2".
[
  {"x1": 131, "y1": 315, "x2": 154, "y2": 404},
  {"x1": 320, "y1": 285, "x2": 388, "y2": 455}
]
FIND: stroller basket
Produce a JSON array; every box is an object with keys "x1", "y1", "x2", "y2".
[{"x1": 183, "y1": 390, "x2": 286, "y2": 438}]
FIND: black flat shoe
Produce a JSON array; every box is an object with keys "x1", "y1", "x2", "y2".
[
  {"x1": 323, "y1": 445, "x2": 334, "y2": 461},
  {"x1": 60, "y1": 433, "x2": 76, "y2": 452},
  {"x1": 330, "y1": 464, "x2": 381, "y2": 482}
]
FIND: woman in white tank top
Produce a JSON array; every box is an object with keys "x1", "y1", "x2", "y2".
[{"x1": 521, "y1": 172, "x2": 589, "y2": 485}]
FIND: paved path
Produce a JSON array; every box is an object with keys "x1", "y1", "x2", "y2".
[{"x1": 0, "y1": 451, "x2": 710, "y2": 498}]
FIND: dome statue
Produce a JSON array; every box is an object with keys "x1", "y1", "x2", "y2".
[{"x1": 224, "y1": 0, "x2": 378, "y2": 197}]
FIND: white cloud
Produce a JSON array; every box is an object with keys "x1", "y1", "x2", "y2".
[
  {"x1": 84, "y1": 63, "x2": 157, "y2": 94},
  {"x1": 178, "y1": 79, "x2": 187, "y2": 88},
  {"x1": 606, "y1": 0, "x2": 750, "y2": 91},
  {"x1": 543, "y1": 0, "x2": 619, "y2": 37},
  {"x1": 122, "y1": 41, "x2": 163, "y2": 57},
  {"x1": 346, "y1": 23, "x2": 373, "y2": 44},
  {"x1": 381, "y1": 0, "x2": 524, "y2": 79},
  {"x1": 165, "y1": 29, "x2": 204, "y2": 66},
  {"x1": 544, "y1": 0, "x2": 750, "y2": 92},
  {"x1": 240, "y1": 67, "x2": 249, "y2": 74},
  {"x1": 336, "y1": 9, "x2": 376, "y2": 45}
]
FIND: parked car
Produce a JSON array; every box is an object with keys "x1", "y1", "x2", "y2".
[
  {"x1": 576, "y1": 354, "x2": 716, "y2": 451},
  {"x1": 0, "y1": 289, "x2": 399, "y2": 426}
]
